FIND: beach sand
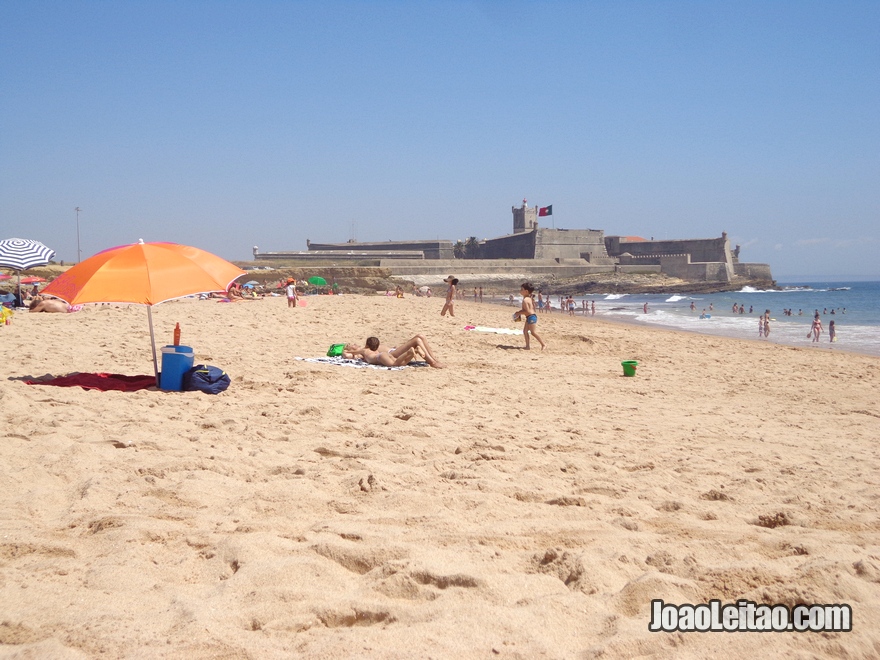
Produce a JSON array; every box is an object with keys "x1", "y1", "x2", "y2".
[{"x1": 2, "y1": 295, "x2": 878, "y2": 658}]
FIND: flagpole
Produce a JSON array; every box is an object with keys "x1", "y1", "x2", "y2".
[{"x1": 75, "y1": 207, "x2": 82, "y2": 263}]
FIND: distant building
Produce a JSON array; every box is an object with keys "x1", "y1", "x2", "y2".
[{"x1": 252, "y1": 200, "x2": 772, "y2": 282}]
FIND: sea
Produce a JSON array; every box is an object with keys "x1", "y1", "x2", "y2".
[{"x1": 552, "y1": 281, "x2": 880, "y2": 357}]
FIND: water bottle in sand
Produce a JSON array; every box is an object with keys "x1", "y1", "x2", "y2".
[{"x1": 173, "y1": 322, "x2": 181, "y2": 346}]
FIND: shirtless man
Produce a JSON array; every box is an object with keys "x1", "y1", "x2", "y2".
[
  {"x1": 29, "y1": 297, "x2": 69, "y2": 313},
  {"x1": 342, "y1": 342, "x2": 418, "y2": 367},
  {"x1": 364, "y1": 335, "x2": 446, "y2": 368}
]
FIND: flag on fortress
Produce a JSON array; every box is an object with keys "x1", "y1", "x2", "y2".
[{"x1": 538, "y1": 205, "x2": 552, "y2": 217}]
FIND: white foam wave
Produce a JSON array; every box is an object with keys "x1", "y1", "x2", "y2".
[
  {"x1": 738, "y1": 286, "x2": 787, "y2": 293},
  {"x1": 665, "y1": 295, "x2": 686, "y2": 302},
  {"x1": 604, "y1": 293, "x2": 628, "y2": 300}
]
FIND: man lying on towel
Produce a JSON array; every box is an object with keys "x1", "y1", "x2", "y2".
[
  {"x1": 345, "y1": 335, "x2": 446, "y2": 369},
  {"x1": 342, "y1": 342, "x2": 418, "y2": 367}
]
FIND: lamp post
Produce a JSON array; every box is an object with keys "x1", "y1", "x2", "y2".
[{"x1": 75, "y1": 207, "x2": 82, "y2": 263}]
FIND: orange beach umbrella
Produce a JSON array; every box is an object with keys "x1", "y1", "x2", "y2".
[{"x1": 42, "y1": 240, "x2": 246, "y2": 384}]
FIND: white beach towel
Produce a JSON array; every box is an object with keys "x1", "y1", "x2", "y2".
[
  {"x1": 295, "y1": 356, "x2": 429, "y2": 370},
  {"x1": 464, "y1": 326, "x2": 522, "y2": 335}
]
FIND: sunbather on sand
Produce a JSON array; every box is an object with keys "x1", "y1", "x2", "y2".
[
  {"x1": 29, "y1": 297, "x2": 69, "y2": 313},
  {"x1": 342, "y1": 343, "x2": 418, "y2": 367},
  {"x1": 365, "y1": 335, "x2": 446, "y2": 368}
]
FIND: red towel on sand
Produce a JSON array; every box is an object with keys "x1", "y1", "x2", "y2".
[{"x1": 26, "y1": 373, "x2": 156, "y2": 392}]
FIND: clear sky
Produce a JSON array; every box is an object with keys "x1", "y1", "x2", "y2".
[{"x1": 2, "y1": 1, "x2": 878, "y2": 281}]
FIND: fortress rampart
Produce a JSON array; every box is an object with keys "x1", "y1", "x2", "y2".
[
  {"x1": 304, "y1": 239, "x2": 453, "y2": 260},
  {"x1": 253, "y1": 203, "x2": 773, "y2": 284}
]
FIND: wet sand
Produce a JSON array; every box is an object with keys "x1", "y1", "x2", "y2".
[{"x1": 2, "y1": 294, "x2": 879, "y2": 657}]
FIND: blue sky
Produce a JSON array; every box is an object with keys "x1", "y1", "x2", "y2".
[{"x1": 1, "y1": 1, "x2": 878, "y2": 281}]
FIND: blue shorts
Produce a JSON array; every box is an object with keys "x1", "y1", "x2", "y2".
[{"x1": 526, "y1": 314, "x2": 538, "y2": 324}]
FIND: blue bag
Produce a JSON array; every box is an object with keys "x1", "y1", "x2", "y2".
[{"x1": 183, "y1": 364, "x2": 231, "y2": 395}]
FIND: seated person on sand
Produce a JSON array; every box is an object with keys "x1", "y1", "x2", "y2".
[
  {"x1": 29, "y1": 296, "x2": 69, "y2": 313},
  {"x1": 342, "y1": 342, "x2": 419, "y2": 367},
  {"x1": 363, "y1": 335, "x2": 446, "y2": 368}
]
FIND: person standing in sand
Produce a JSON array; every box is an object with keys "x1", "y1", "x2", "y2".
[
  {"x1": 441, "y1": 276, "x2": 458, "y2": 317},
  {"x1": 286, "y1": 279, "x2": 298, "y2": 308},
  {"x1": 514, "y1": 282, "x2": 546, "y2": 351},
  {"x1": 829, "y1": 320, "x2": 836, "y2": 343}
]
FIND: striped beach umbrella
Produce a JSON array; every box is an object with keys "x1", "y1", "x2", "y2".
[
  {"x1": 0, "y1": 238, "x2": 56, "y2": 305},
  {"x1": 0, "y1": 238, "x2": 56, "y2": 270}
]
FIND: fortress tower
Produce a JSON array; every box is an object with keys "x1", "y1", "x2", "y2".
[{"x1": 512, "y1": 198, "x2": 538, "y2": 234}]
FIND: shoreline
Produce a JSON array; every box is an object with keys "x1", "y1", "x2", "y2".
[{"x1": 479, "y1": 295, "x2": 880, "y2": 360}]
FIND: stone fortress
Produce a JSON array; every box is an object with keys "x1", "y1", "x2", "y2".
[{"x1": 254, "y1": 200, "x2": 773, "y2": 283}]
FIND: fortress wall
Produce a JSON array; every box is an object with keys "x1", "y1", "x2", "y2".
[
  {"x1": 616, "y1": 265, "x2": 663, "y2": 274},
  {"x1": 694, "y1": 261, "x2": 732, "y2": 282},
  {"x1": 378, "y1": 258, "x2": 617, "y2": 278},
  {"x1": 256, "y1": 250, "x2": 423, "y2": 262},
  {"x1": 659, "y1": 255, "x2": 692, "y2": 279},
  {"x1": 479, "y1": 232, "x2": 537, "y2": 259},
  {"x1": 734, "y1": 263, "x2": 773, "y2": 280},
  {"x1": 307, "y1": 240, "x2": 454, "y2": 260},
  {"x1": 660, "y1": 255, "x2": 732, "y2": 282},
  {"x1": 607, "y1": 237, "x2": 730, "y2": 263},
  {"x1": 534, "y1": 228, "x2": 610, "y2": 261}
]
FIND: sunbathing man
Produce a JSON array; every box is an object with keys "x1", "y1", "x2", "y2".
[
  {"x1": 342, "y1": 343, "x2": 418, "y2": 367},
  {"x1": 29, "y1": 297, "x2": 70, "y2": 313},
  {"x1": 365, "y1": 335, "x2": 446, "y2": 368}
]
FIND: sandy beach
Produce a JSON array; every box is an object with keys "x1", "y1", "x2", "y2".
[{"x1": 2, "y1": 294, "x2": 879, "y2": 658}]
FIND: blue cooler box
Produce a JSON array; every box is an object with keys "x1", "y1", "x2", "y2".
[{"x1": 160, "y1": 345, "x2": 195, "y2": 391}]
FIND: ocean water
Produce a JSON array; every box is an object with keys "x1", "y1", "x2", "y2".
[{"x1": 560, "y1": 281, "x2": 880, "y2": 357}]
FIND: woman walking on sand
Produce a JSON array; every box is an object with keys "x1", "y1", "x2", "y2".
[{"x1": 440, "y1": 276, "x2": 458, "y2": 317}]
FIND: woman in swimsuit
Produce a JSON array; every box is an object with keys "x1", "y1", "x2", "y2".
[
  {"x1": 514, "y1": 282, "x2": 546, "y2": 350},
  {"x1": 440, "y1": 276, "x2": 458, "y2": 317}
]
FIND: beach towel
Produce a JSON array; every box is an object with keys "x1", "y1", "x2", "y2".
[
  {"x1": 463, "y1": 325, "x2": 522, "y2": 335},
  {"x1": 295, "y1": 356, "x2": 429, "y2": 371},
  {"x1": 25, "y1": 373, "x2": 156, "y2": 392}
]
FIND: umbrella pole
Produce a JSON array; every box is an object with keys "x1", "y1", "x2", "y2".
[{"x1": 147, "y1": 306, "x2": 159, "y2": 386}]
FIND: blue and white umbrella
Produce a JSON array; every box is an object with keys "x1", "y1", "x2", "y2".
[
  {"x1": 0, "y1": 238, "x2": 56, "y2": 270},
  {"x1": 0, "y1": 238, "x2": 56, "y2": 305}
]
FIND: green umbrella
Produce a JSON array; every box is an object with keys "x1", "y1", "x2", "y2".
[{"x1": 307, "y1": 276, "x2": 327, "y2": 286}]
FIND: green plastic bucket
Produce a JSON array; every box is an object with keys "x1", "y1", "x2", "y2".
[{"x1": 621, "y1": 360, "x2": 638, "y2": 377}]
